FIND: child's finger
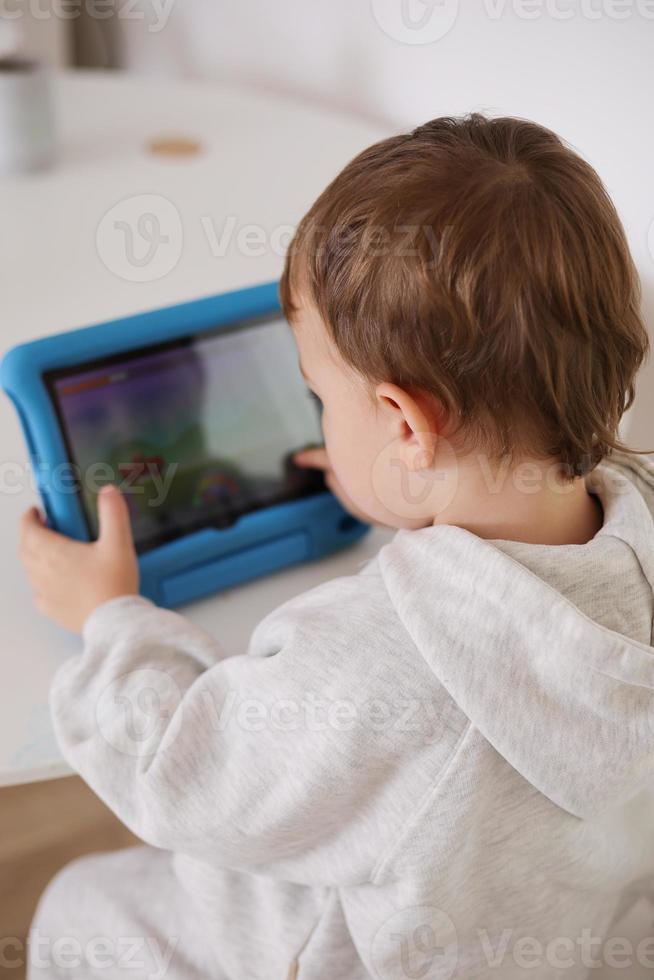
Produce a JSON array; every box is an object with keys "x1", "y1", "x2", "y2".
[
  {"x1": 294, "y1": 447, "x2": 330, "y2": 470},
  {"x1": 20, "y1": 506, "x2": 43, "y2": 528},
  {"x1": 97, "y1": 484, "x2": 135, "y2": 553}
]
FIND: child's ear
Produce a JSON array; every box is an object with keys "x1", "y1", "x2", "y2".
[{"x1": 375, "y1": 382, "x2": 439, "y2": 471}]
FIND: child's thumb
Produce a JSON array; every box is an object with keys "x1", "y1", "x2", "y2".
[{"x1": 97, "y1": 485, "x2": 134, "y2": 551}]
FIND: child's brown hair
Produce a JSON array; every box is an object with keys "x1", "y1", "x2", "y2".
[{"x1": 280, "y1": 114, "x2": 649, "y2": 476}]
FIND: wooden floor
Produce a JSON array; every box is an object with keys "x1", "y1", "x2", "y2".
[{"x1": 0, "y1": 776, "x2": 139, "y2": 980}]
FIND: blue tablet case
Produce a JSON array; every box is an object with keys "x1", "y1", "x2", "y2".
[{"x1": 1, "y1": 282, "x2": 369, "y2": 607}]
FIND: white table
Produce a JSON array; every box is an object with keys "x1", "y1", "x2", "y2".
[{"x1": 0, "y1": 70, "x2": 390, "y2": 787}]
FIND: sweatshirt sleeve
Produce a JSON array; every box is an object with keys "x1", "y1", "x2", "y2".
[{"x1": 49, "y1": 576, "x2": 428, "y2": 886}]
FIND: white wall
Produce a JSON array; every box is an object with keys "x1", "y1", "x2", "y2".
[{"x1": 118, "y1": 1, "x2": 654, "y2": 446}]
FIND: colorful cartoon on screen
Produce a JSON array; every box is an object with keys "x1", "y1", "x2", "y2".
[{"x1": 52, "y1": 320, "x2": 323, "y2": 550}]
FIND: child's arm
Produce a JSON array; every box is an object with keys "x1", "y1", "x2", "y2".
[
  {"x1": 19, "y1": 486, "x2": 415, "y2": 886},
  {"x1": 50, "y1": 590, "x2": 401, "y2": 885}
]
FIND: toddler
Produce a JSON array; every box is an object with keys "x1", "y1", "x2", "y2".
[{"x1": 21, "y1": 114, "x2": 654, "y2": 980}]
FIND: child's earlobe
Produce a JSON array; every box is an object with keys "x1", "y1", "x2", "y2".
[{"x1": 400, "y1": 432, "x2": 438, "y2": 472}]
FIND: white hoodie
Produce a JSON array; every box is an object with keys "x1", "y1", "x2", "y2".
[{"x1": 31, "y1": 452, "x2": 654, "y2": 980}]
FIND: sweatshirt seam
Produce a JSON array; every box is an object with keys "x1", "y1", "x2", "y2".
[
  {"x1": 291, "y1": 887, "x2": 335, "y2": 972},
  {"x1": 370, "y1": 719, "x2": 474, "y2": 885}
]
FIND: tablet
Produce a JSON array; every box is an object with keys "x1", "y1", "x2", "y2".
[
  {"x1": 45, "y1": 314, "x2": 326, "y2": 553},
  {"x1": 1, "y1": 282, "x2": 368, "y2": 607}
]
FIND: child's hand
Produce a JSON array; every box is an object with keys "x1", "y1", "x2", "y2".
[
  {"x1": 293, "y1": 447, "x2": 372, "y2": 524},
  {"x1": 20, "y1": 484, "x2": 139, "y2": 634}
]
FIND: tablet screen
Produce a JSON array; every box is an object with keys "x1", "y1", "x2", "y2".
[{"x1": 45, "y1": 316, "x2": 325, "y2": 553}]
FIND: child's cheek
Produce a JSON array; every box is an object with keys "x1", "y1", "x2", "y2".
[{"x1": 326, "y1": 410, "x2": 373, "y2": 500}]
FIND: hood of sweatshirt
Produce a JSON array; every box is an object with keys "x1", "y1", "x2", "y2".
[{"x1": 378, "y1": 452, "x2": 654, "y2": 820}]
